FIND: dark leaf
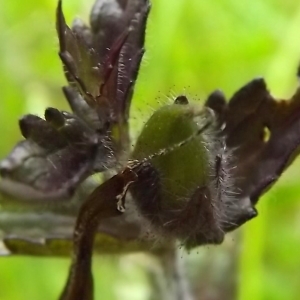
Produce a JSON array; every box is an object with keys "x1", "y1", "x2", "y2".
[
  {"x1": 206, "y1": 78, "x2": 300, "y2": 230},
  {"x1": 0, "y1": 176, "x2": 158, "y2": 256},
  {"x1": 0, "y1": 0, "x2": 150, "y2": 204},
  {"x1": 0, "y1": 108, "x2": 114, "y2": 203},
  {"x1": 57, "y1": 0, "x2": 150, "y2": 129}
]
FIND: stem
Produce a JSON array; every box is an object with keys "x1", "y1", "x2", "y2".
[
  {"x1": 59, "y1": 168, "x2": 137, "y2": 300},
  {"x1": 147, "y1": 245, "x2": 194, "y2": 300}
]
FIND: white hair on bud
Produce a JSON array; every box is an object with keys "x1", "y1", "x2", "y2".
[{"x1": 202, "y1": 117, "x2": 241, "y2": 232}]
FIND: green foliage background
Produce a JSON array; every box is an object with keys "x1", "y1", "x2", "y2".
[{"x1": 0, "y1": 0, "x2": 300, "y2": 299}]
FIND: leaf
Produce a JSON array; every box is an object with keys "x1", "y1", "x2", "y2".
[
  {"x1": 57, "y1": 0, "x2": 150, "y2": 134},
  {"x1": 0, "y1": 177, "x2": 158, "y2": 256},
  {"x1": 0, "y1": 0, "x2": 151, "y2": 256},
  {"x1": 0, "y1": 0, "x2": 151, "y2": 204},
  {"x1": 0, "y1": 109, "x2": 113, "y2": 202},
  {"x1": 206, "y1": 78, "x2": 300, "y2": 231}
]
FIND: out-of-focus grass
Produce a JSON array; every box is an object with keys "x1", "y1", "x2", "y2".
[{"x1": 1, "y1": 0, "x2": 300, "y2": 299}]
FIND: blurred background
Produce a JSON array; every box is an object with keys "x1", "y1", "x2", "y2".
[{"x1": 1, "y1": 0, "x2": 300, "y2": 299}]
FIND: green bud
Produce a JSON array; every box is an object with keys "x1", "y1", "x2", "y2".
[{"x1": 130, "y1": 98, "x2": 225, "y2": 248}]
